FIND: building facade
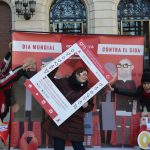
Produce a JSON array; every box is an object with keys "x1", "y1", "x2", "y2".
[
  {"x1": 0, "y1": 1, "x2": 149, "y2": 148},
  {"x1": 0, "y1": 0, "x2": 149, "y2": 67}
]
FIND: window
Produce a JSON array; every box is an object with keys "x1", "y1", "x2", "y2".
[
  {"x1": 49, "y1": 0, "x2": 86, "y2": 33},
  {"x1": 117, "y1": 0, "x2": 150, "y2": 67}
]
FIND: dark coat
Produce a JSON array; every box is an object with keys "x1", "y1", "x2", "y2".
[
  {"x1": 0, "y1": 66, "x2": 26, "y2": 120},
  {"x1": 114, "y1": 85, "x2": 150, "y2": 111},
  {"x1": 44, "y1": 73, "x2": 94, "y2": 142}
]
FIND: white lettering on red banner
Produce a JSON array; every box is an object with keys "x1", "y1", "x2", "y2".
[
  {"x1": 98, "y1": 44, "x2": 144, "y2": 56},
  {"x1": 13, "y1": 41, "x2": 62, "y2": 53}
]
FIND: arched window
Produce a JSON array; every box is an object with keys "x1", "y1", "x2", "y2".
[
  {"x1": 117, "y1": 0, "x2": 150, "y2": 67},
  {"x1": 118, "y1": 0, "x2": 150, "y2": 20},
  {"x1": 49, "y1": 0, "x2": 87, "y2": 33},
  {"x1": 118, "y1": 0, "x2": 150, "y2": 35},
  {"x1": 0, "y1": 2, "x2": 12, "y2": 60}
]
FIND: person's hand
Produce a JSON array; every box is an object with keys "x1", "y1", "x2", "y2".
[
  {"x1": 109, "y1": 72, "x2": 117, "y2": 85},
  {"x1": 107, "y1": 83, "x2": 114, "y2": 91},
  {"x1": 82, "y1": 102, "x2": 88, "y2": 108},
  {"x1": 12, "y1": 103, "x2": 20, "y2": 113},
  {"x1": 23, "y1": 58, "x2": 36, "y2": 71}
]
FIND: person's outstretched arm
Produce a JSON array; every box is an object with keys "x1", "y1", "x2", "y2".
[
  {"x1": 0, "y1": 66, "x2": 26, "y2": 90},
  {"x1": 0, "y1": 60, "x2": 37, "y2": 90},
  {"x1": 108, "y1": 83, "x2": 138, "y2": 97},
  {"x1": 0, "y1": 51, "x2": 11, "y2": 75}
]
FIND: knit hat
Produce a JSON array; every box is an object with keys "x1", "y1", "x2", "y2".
[{"x1": 141, "y1": 69, "x2": 150, "y2": 83}]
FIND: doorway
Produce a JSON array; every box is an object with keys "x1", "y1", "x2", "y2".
[
  {"x1": 118, "y1": 19, "x2": 150, "y2": 68},
  {"x1": 0, "y1": 2, "x2": 12, "y2": 60}
]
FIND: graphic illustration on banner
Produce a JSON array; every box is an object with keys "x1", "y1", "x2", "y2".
[
  {"x1": 11, "y1": 32, "x2": 144, "y2": 149},
  {"x1": 96, "y1": 35, "x2": 144, "y2": 147}
]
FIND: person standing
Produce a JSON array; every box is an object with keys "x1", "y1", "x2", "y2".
[
  {"x1": 44, "y1": 67, "x2": 94, "y2": 150},
  {"x1": 0, "y1": 51, "x2": 12, "y2": 122},
  {"x1": 0, "y1": 52, "x2": 36, "y2": 146},
  {"x1": 109, "y1": 69, "x2": 150, "y2": 150},
  {"x1": 0, "y1": 52, "x2": 36, "y2": 124},
  {"x1": 109, "y1": 69, "x2": 150, "y2": 112}
]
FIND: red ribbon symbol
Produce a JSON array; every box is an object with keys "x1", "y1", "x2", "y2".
[
  {"x1": 19, "y1": 131, "x2": 38, "y2": 150},
  {"x1": 0, "y1": 122, "x2": 9, "y2": 145}
]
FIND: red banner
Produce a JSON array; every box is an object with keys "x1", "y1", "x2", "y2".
[{"x1": 11, "y1": 32, "x2": 144, "y2": 149}]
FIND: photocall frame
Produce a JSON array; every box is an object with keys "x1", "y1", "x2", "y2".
[{"x1": 24, "y1": 39, "x2": 112, "y2": 126}]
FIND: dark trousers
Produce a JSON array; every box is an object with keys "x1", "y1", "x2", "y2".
[{"x1": 54, "y1": 137, "x2": 85, "y2": 150}]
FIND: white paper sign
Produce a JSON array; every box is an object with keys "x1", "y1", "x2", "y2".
[
  {"x1": 146, "y1": 117, "x2": 150, "y2": 130},
  {"x1": 24, "y1": 39, "x2": 112, "y2": 126}
]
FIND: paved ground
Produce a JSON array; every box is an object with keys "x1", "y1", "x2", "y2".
[{"x1": 9, "y1": 146, "x2": 141, "y2": 150}]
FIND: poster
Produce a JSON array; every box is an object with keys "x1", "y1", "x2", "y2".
[
  {"x1": 10, "y1": 32, "x2": 144, "y2": 149},
  {"x1": 96, "y1": 35, "x2": 144, "y2": 146}
]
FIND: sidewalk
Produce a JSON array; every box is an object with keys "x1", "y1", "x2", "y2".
[{"x1": 10, "y1": 146, "x2": 141, "y2": 150}]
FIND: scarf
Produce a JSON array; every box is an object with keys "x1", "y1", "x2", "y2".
[{"x1": 68, "y1": 73, "x2": 88, "y2": 91}]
